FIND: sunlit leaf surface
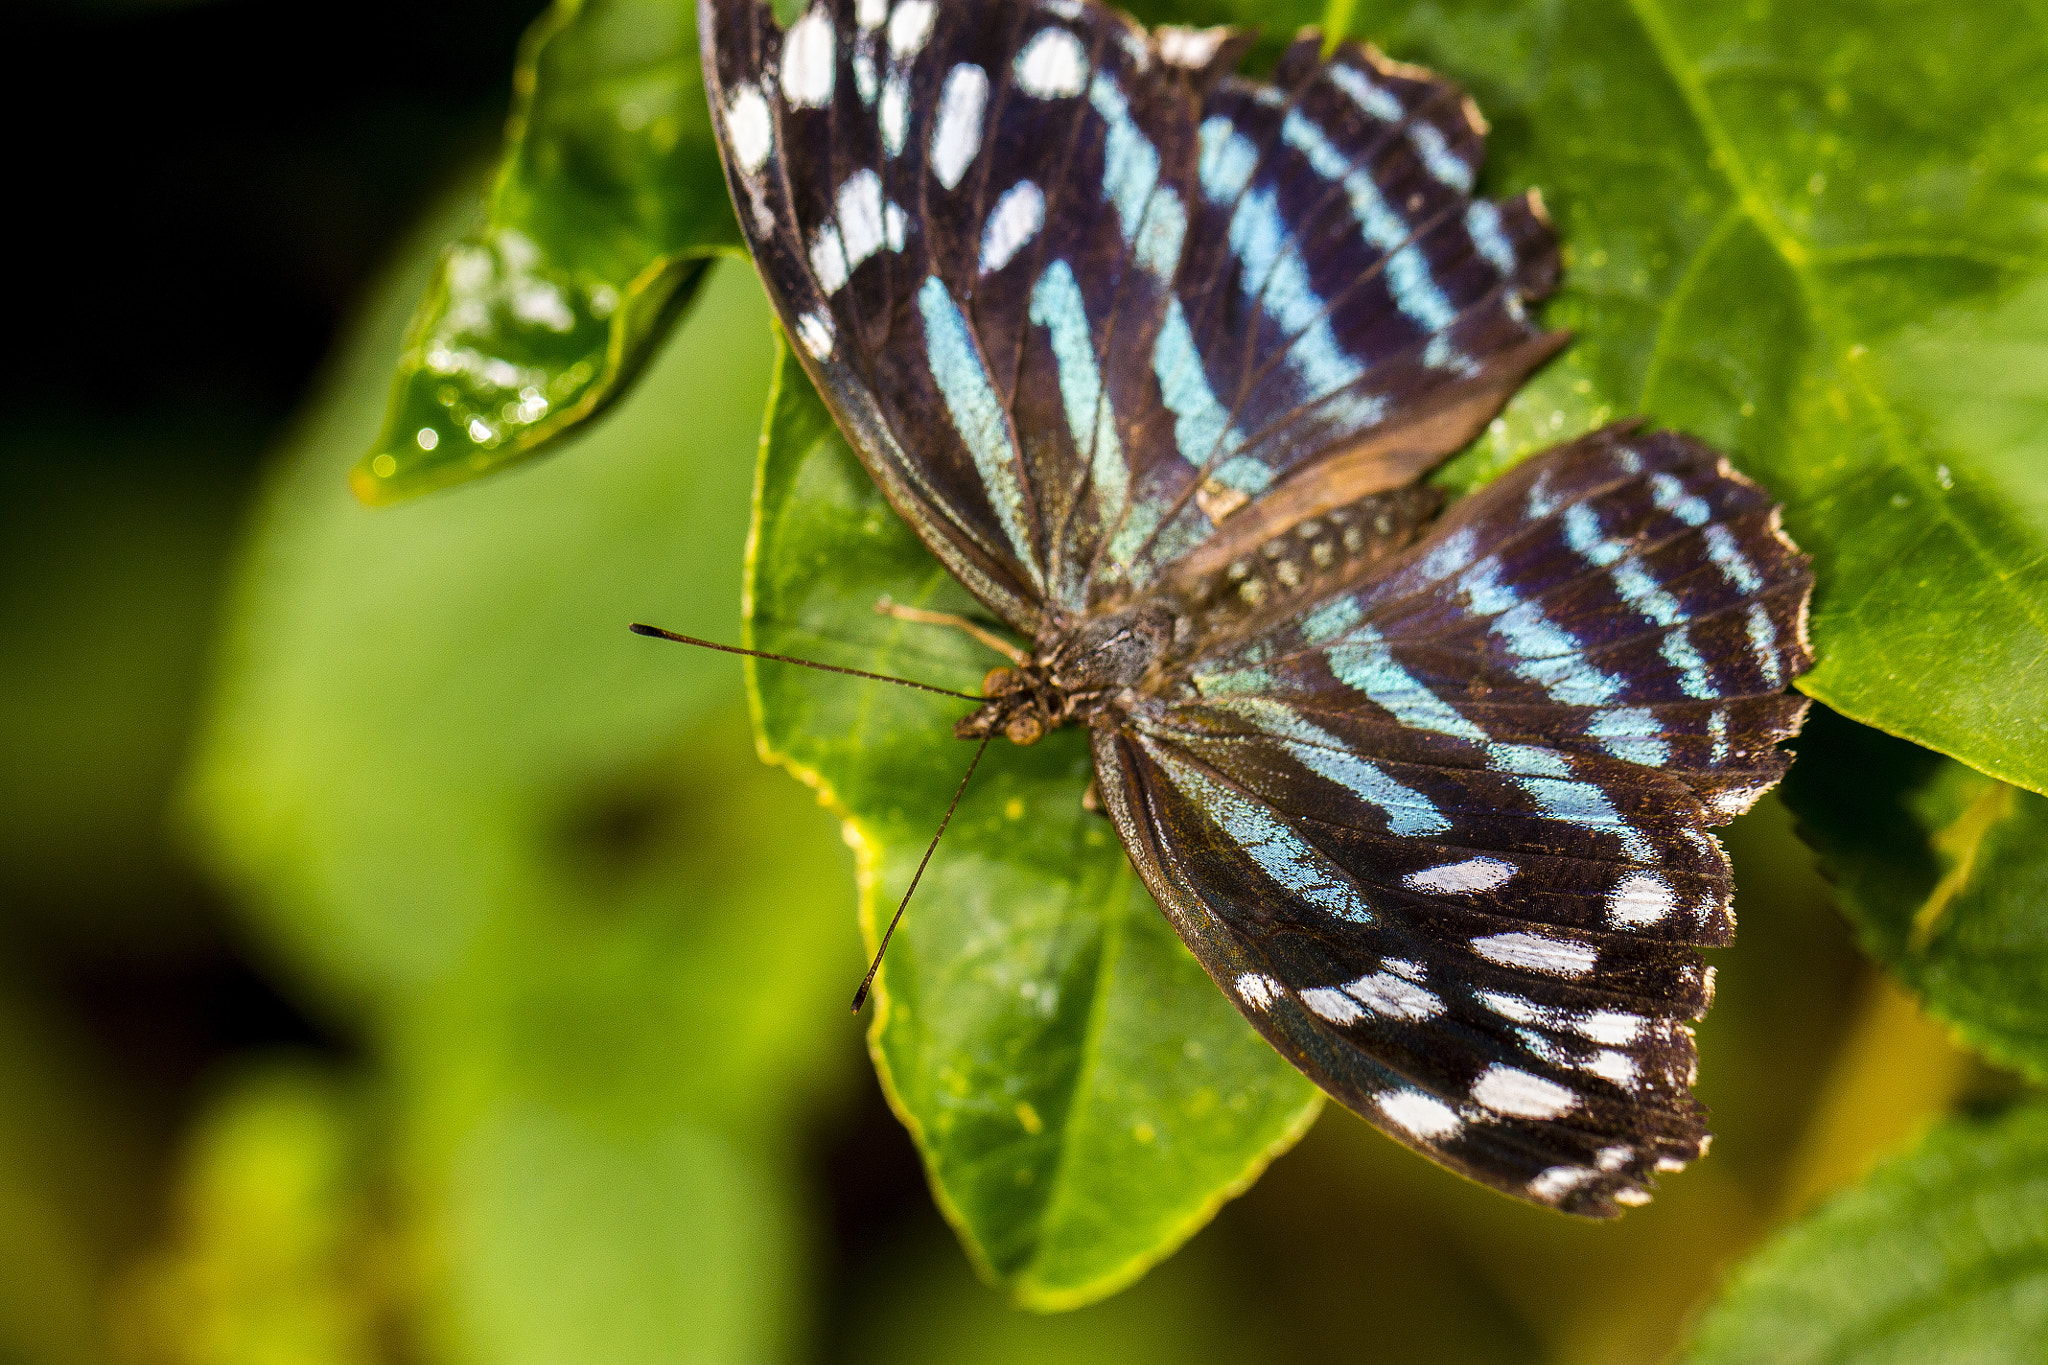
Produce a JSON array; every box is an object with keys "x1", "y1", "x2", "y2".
[
  {"x1": 1785, "y1": 707, "x2": 2048, "y2": 1083},
  {"x1": 1684, "y1": 1103, "x2": 2048, "y2": 1364},
  {"x1": 744, "y1": 345, "x2": 1321, "y2": 1310},
  {"x1": 1332, "y1": 0, "x2": 2048, "y2": 794},
  {"x1": 353, "y1": 0, "x2": 740, "y2": 504}
]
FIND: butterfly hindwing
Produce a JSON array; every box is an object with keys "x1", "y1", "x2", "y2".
[
  {"x1": 1091, "y1": 427, "x2": 1812, "y2": 1214},
  {"x1": 702, "y1": 0, "x2": 1564, "y2": 632}
]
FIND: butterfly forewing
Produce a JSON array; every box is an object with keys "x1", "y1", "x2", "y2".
[
  {"x1": 703, "y1": 0, "x2": 1564, "y2": 629},
  {"x1": 705, "y1": 0, "x2": 1816, "y2": 1215}
]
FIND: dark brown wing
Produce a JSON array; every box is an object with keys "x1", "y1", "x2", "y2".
[
  {"x1": 700, "y1": 0, "x2": 1561, "y2": 638},
  {"x1": 1092, "y1": 427, "x2": 1813, "y2": 1215}
]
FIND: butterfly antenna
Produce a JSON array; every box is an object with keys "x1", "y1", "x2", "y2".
[
  {"x1": 629, "y1": 623, "x2": 983, "y2": 701},
  {"x1": 851, "y1": 732, "x2": 995, "y2": 1013}
]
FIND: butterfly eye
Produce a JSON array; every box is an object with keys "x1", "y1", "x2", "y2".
[
  {"x1": 982, "y1": 666, "x2": 1016, "y2": 696},
  {"x1": 1004, "y1": 713, "x2": 1045, "y2": 746}
]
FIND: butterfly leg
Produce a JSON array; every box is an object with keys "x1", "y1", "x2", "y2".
[{"x1": 873, "y1": 595, "x2": 1030, "y2": 666}]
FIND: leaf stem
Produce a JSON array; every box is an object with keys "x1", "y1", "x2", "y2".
[{"x1": 1319, "y1": 0, "x2": 1357, "y2": 53}]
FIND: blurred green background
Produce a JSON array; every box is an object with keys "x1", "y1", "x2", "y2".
[{"x1": 0, "y1": 0, "x2": 2020, "y2": 1361}]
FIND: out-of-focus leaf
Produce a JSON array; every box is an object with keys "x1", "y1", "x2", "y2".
[
  {"x1": 0, "y1": 970, "x2": 154, "y2": 1365},
  {"x1": 109, "y1": 1062, "x2": 395, "y2": 1365},
  {"x1": 353, "y1": 0, "x2": 739, "y2": 505},
  {"x1": 189, "y1": 194, "x2": 854, "y2": 1361},
  {"x1": 194, "y1": 233, "x2": 797, "y2": 1010},
  {"x1": 745, "y1": 343, "x2": 1320, "y2": 1311},
  {"x1": 845, "y1": 1222, "x2": 1272, "y2": 1365},
  {"x1": 439, "y1": 1102, "x2": 801, "y2": 1365},
  {"x1": 1682, "y1": 1102, "x2": 2048, "y2": 1365},
  {"x1": 0, "y1": 442, "x2": 241, "y2": 930},
  {"x1": 1783, "y1": 706, "x2": 2048, "y2": 1083},
  {"x1": 1332, "y1": 0, "x2": 2048, "y2": 794}
]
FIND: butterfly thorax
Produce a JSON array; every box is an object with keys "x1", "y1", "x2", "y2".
[
  {"x1": 955, "y1": 603, "x2": 1177, "y2": 746},
  {"x1": 958, "y1": 488, "x2": 1444, "y2": 747}
]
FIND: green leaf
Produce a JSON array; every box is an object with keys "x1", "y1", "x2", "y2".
[
  {"x1": 1335, "y1": 0, "x2": 2048, "y2": 794},
  {"x1": 744, "y1": 342, "x2": 1321, "y2": 1310},
  {"x1": 440, "y1": 1101, "x2": 805, "y2": 1365},
  {"x1": 1682, "y1": 1102, "x2": 2048, "y2": 1365},
  {"x1": 353, "y1": 0, "x2": 740, "y2": 505},
  {"x1": 1783, "y1": 707, "x2": 2048, "y2": 1083},
  {"x1": 112, "y1": 1062, "x2": 394, "y2": 1364}
]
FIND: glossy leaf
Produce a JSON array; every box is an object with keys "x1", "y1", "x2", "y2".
[
  {"x1": 744, "y1": 342, "x2": 1321, "y2": 1311},
  {"x1": 1683, "y1": 1102, "x2": 2048, "y2": 1364},
  {"x1": 353, "y1": 0, "x2": 740, "y2": 504},
  {"x1": 1784, "y1": 706, "x2": 2048, "y2": 1083},
  {"x1": 1334, "y1": 0, "x2": 2048, "y2": 795}
]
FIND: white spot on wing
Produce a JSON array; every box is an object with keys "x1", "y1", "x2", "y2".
[
  {"x1": 795, "y1": 309, "x2": 835, "y2": 359},
  {"x1": 1607, "y1": 872, "x2": 1674, "y2": 927},
  {"x1": 1579, "y1": 1010, "x2": 1647, "y2": 1046},
  {"x1": 1614, "y1": 1187, "x2": 1652, "y2": 1206},
  {"x1": 1529, "y1": 1165, "x2": 1596, "y2": 1199},
  {"x1": 780, "y1": 5, "x2": 837, "y2": 109},
  {"x1": 1472, "y1": 1064, "x2": 1579, "y2": 1119},
  {"x1": 1584, "y1": 1050, "x2": 1639, "y2": 1089},
  {"x1": 836, "y1": 169, "x2": 887, "y2": 270},
  {"x1": 809, "y1": 223, "x2": 848, "y2": 293},
  {"x1": 1378, "y1": 1090, "x2": 1463, "y2": 1140},
  {"x1": 930, "y1": 64, "x2": 989, "y2": 190},
  {"x1": 1300, "y1": 986, "x2": 1364, "y2": 1025},
  {"x1": 880, "y1": 75, "x2": 910, "y2": 155},
  {"x1": 726, "y1": 84, "x2": 773, "y2": 174},
  {"x1": 855, "y1": 0, "x2": 887, "y2": 28},
  {"x1": 1710, "y1": 784, "x2": 1766, "y2": 818},
  {"x1": 979, "y1": 180, "x2": 1045, "y2": 274},
  {"x1": 1477, "y1": 990, "x2": 1549, "y2": 1026},
  {"x1": 1471, "y1": 932, "x2": 1597, "y2": 977},
  {"x1": 1404, "y1": 857, "x2": 1515, "y2": 895},
  {"x1": 1234, "y1": 972, "x2": 1282, "y2": 1009},
  {"x1": 1341, "y1": 971, "x2": 1443, "y2": 1021},
  {"x1": 1596, "y1": 1144, "x2": 1632, "y2": 1171},
  {"x1": 886, "y1": 0, "x2": 935, "y2": 57},
  {"x1": 1155, "y1": 24, "x2": 1230, "y2": 68},
  {"x1": 1015, "y1": 27, "x2": 1088, "y2": 98}
]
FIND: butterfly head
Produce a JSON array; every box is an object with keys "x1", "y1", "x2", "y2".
[
  {"x1": 961, "y1": 666, "x2": 1053, "y2": 746},
  {"x1": 954, "y1": 603, "x2": 1177, "y2": 747}
]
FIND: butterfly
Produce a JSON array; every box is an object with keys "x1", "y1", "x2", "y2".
[{"x1": 699, "y1": 0, "x2": 1813, "y2": 1215}]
